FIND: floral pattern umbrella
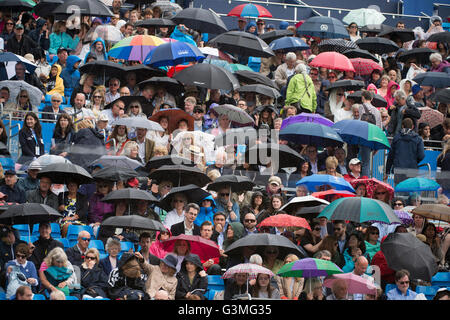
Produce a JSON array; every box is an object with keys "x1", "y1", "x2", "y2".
[
  {"x1": 222, "y1": 263, "x2": 274, "y2": 280},
  {"x1": 350, "y1": 178, "x2": 394, "y2": 199},
  {"x1": 350, "y1": 58, "x2": 384, "y2": 75},
  {"x1": 418, "y1": 107, "x2": 445, "y2": 128}
]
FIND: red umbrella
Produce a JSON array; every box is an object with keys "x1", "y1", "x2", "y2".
[
  {"x1": 227, "y1": 3, "x2": 272, "y2": 18},
  {"x1": 149, "y1": 108, "x2": 195, "y2": 134},
  {"x1": 311, "y1": 189, "x2": 356, "y2": 200},
  {"x1": 167, "y1": 63, "x2": 193, "y2": 77},
  {"x1": 350, "y1": 58, "x2": 383, "y2": 75},
  {"x1": 350, "y1": 178, "x2": 394, "y2": 200},
  {"x1": 259, "y1": 214, "x2": 311, "y2": 230},
  {"x1": 418, "y1": 106, "x2": 445, "y2": 128},
  {"x1": 160, "y1": 234, "x2": 220, "y2": 261},
  {"x1": 309, "y1": 52, "x2": 355, "y2": 72}
]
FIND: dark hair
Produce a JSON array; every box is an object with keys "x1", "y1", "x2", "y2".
[
  {"x1": 344, "y1": 231, "x2": 366, "y2": 255},
  {"x1": 53, "y1": 113, "x2": 74, "y2": 138},
  {"x1": 433, "y1": 289, "x2": 450, "y2": 300},
  {"x1": 139, "y1": 232, "x2": 152, "y2": 242},
  {"x1": 23, "y1": 112, "x2": 42, "y2": 136},
  {"x1": 361, "y1": 90, "x2": 373, "y2": 101},
  {"x1": 395, "y1": 269, "x2": 410, "y2": 282},
  {"x1": 402, "y1": 118, "x2": 413, "y2": 129},
  {"x1": 364, "y1": 225, "x2": 380, "y2": 242},
  {"x1": 251, "y1": 273, "x2": 276, "y2": 298},
  {"x1": 0, "y1": 120, "x2": 7, "y2": 144},
  {"x1": 200, "y1": 220, "x2": 213, "y2": 229},
  {"x1": 422, "y1": 222, "x2": 438, "y2": 240},
  {"x1": 213, "y1": 211, "x2": 226, "y2": 220}
]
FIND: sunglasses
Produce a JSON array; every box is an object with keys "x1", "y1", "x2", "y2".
[
  {"x1": 173, "y1": 199, "x2": 185, "y2": 203},
  {"x1": 375, "y1": 192, "x2": 386, "y2": 195},
  {"x1": 314, "y1": 227, "x2": 321, "y2": 231},
  {"x1": 244, "y1": 219, "x2": 256, "y2": 223},
  {"x1": 85, "y1": 256, "x2": 96, "y2": 260},
  {"x1": 16, "y1": 254, "x2": 27, "y2": 259},
  {"x1": 334, "y1": 228, "x2": 342, "y2": 231},
  {"x1": 394, "y1": 202, "x2": 403, "y2": 206},
  {"x1": 6, "y1": 22, "x2": 14, "y2": 25},
  {"x1": 20, "y1": 95, "x2": 28, "y2": 98},
  {"x1": 94, "y1": 95, "x2": 102, "y2": 98},
  {"x1": 52, "y1": 100, "x2": 61, "y2": 102},
  {"x1": 370, "y1": 232, "x2": 379, "y2": 235},
  {"x1": 398, "y1": 281, "x2": 410, "y2": 285},
  {"x1": 310, "y1": 72, "x2": 318, "y2": 75},
  {"x1": 98, "y1": 184, "x2": 109, "y2": 188},
  {"x1": 328, "y1": 76, "x2": 336, "y2": 79},
  {"x1": 219, "y1": 193, "x2": 230, "y2": 196},
  {"x1": 337, "y1": 93, "x2": 344, "y2": 96},
  {"x1": 130, "y1": 105, "x2": 139, "y2": 108},
  {"x1": 194, "y1": 110, "x2": 204, "y2": 113},
  {"x1": 81, "y1": 237, "x2": 91, "y2": 242}
]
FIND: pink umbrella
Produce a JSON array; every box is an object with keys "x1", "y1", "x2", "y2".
[
  {"x1": 323, "y1": 273, "x2": 377, "y2": 295},
  {"x1": 161, "y1": 234, "x2": 220, "y2": 261},
  {"x1": 222, "y1": 263, "x2": 274, "y2": 280},
  {"x1": 418, "y1": 107, "x2": 445, "y2": 128},
  {"x1": 309, "y1": 52, "x2": 355, "y2": 72},
  {"x1": 350, "y1": 58, "x2": 383, "y2": 75}
]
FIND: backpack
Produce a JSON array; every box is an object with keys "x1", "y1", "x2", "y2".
[{"x1": 360, "y1": 103, "x2": 376, "y2": 125}]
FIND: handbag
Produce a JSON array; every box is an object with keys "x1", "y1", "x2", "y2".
[{"x1": 6, "y1": 265, "x2": 30, "y2": 299}]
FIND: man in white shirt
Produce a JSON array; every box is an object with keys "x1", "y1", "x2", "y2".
[
  {"x1": 67, "y1": 92, "x2": 95, "y2": 121},
  {"x1": 105, "y1": 77, "x2": 121, "y2": 104},
  {"x1": 351, "y1": 256, "x2": 375, "y2": 300},
  {"x1": 100, "y1": 98, "x2": 125, "y2": 131}
]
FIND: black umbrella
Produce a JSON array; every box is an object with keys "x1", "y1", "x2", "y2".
[
  {"x1": 148, "y1": 165, "x2": 211, "y2": 187},
  {"x1": 294, "y1": 204, "x2": 329, "y2": 221},
  {"x1": 359, "y1": 24, "x2": 392, "y2": 35},
  {"x1": 259, "y1": 29, "x2": 294, "y2": 45},
  {"x1": 32, "y1": 0, "x2": 63, "y2": 17},
  {"x1": 134, "y1": 18, "x2": 176, "y2": 28},
  {"x1": 79, "y1": 61, "x2": 124, "y2": 78},
  {"x1": 324, "y1": 80, "x2": 366, "y2": 92},
  {"x1": 104, "y1": 96, "x2": 154, "y2": 115},
  {"x1": 101, "y1": 188, "x2": 159, "y2": 204},
  {"x1": 52, "y1": 0, "x2": 114, "y2": 17},
  {"x1": 101, "y1": 215, "x2": 166, "y2": 232},
  {"x1": 145, "y1": 155, "x2": 195, "y2": 170},
  {"x1": 208, "y1": 31, "x2": 274, "y2": 58},
  {"x1": 224, "y1": 233, "x2": 306, "y2": 259},
  {"x1": 356, "y1": 37, "x2": 399, "y2": 54},
  {"x1": 237, "y1": 84, "x2": 281, "y2": 99},
  {"x1": 137, "y1": 76, "x2": 184, "y2": 96},
  {"x1": 122, "y1": 65, "x2": 167, "y2": 84},
  {"x1": 347, "y1": 90, "x2": 387, "y2": 108},
  {"x1": 234, "y1": 70, "x2": 278, "y2": 89},
  {"x1": 342, "y1": 48, "x2": 379, "y2": 62},
  {"x1": 413, "y1": 72, "x2": 450, "y2": 88},
  {"x1": 396, "y1": 48, "x2": 437, "y2": 65},
  {"x1": 173, "y1": 63, "x2": 240, "y2": 91},
  {"x1": 0, "y1": 203, "x2": 63, "y2": 225},
  {"x1": 318, "y1": 39, "x2": 358, "y2": 54},
  {"x1": 158, "y1": 184, "x2": 212, "y2": 211},
  {"x1": 433, "y1": 88, "x2": 450, "y2": 104},
  {"x1": 89, "y1": 156, "x2": 143, "y2": 170},
  {"x1": 206, "y1": 175, "x2": 255, "y2": 193},
  {"x1": 427, "y1": 32, "x2": 450, "y2": 43},
  {"x1": 381, "y1": 232, "x2": 438, "y2": 282},
  {"x1": 379, "y1": 28, "x2": 415, "y2": 43},
  {"x1": 245, "y1": 143, "x2": 305, "y2": 169},
  {"x1": 171, "y1": 7, "x2": 228, "y2": 34},
  {"x1": 92, "y1": 166, "x2": 139, "y2": 182},
  {"x1": 296, "y1": 16, "x2": 349, "y2": 39},
  {"x1": 37, "y1": 162, "x2": 93, "y2": 185},
  {"x1": 0, "y1": 0, "x2": 34, "y2": 13}
]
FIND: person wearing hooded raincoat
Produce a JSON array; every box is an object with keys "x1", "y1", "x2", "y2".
[
  {"x1": 60, "y1": 55, "x2": 82, "y2": 90},
  {"x1": 170, "y1": 26, "x2": 197, "y2": 46},
  {"x1": 84, "y1": 37, "x2": 108, "y2": 63},
  {"x1": 194, "y1": 195, "x2": 218, "y2": 227},
  {"x1": 149, "y1": 228, "x2": 172, "y2": 259},
  {"x1": 175, "y1": 253, "x2": 208, "y2": 300},
  {"x1": 45, "y1": 63, "x2": 64, "y2": 96},
  {"x1": 384, "y1": 80, "x2": 400, "y2": 108}
]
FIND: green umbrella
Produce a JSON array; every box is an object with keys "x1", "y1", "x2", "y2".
[
  {"x1": 317, "y1": 197, "x2": 401, "y2": 224},
  {"x1": 277, "y1": 258, "x2": 343, "y2": 278},
  {"x1": 230, "y1": 63, "x2": 253, "y2": 72}
]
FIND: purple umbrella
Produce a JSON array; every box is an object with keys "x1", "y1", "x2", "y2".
[
  {"x1": 368, "y1": 210, "x2": 413, "y2": 226},
  {"x1": 277, "y1": 257, "x2": 343, "y2": 278},
  {"x1": 280, "y1": 113, "x2": 334, "y2": 130}
]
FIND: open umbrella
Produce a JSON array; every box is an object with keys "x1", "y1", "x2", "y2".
[
  {"x1": 37, "y1": 162, "x2": 93, "y2": 185},
  {"x1": 122, "y1": 64, "x2": 167, "y2": 83},
  {"x1": 222, "y1": 263, "x2": 274, "y2": 283},
  {"x1": 350, "y1": 178, "x2": 394, "y2": 199},
  {"x1": 259, "y1": 29, "x2": 294, "y2": 44},
  {"x1": 149, "y1": 108, "x2": 194, "y2": 134},
  {"x1": 296, "y1": 16, "x2": 349, "y2": 39},
  {"x1": 297, "y1": 174, "x2": 355, "y2": 193},
  {"x1": 206, "y1": 175, "x2": 255, "y2": 193},
  {"x1": 108, "y1": 35, "x2": 166, "y2": 61},
  {"x1": 0, "y1": 80, "x2": 42, "y2": 107},
  {"x1": 89, "y1": 155, "x2": 143, "y2": 170},
  {"x1": 277, "y1": 258, "x2": 343, "y2": 278},
  {"x1": 143, "y1": 41, "x2": 204, "y2": 67},
  {"x1": 34, "y1": 154, "x2": 71, "y2": 168},
  {"x1": 347, "y1": 90, "x2": 387, "y2": 108},
  {"x1": 245, "y1": 143, "x2": 305, "y2": 169},
  {"x1": 101, "y1": 215, "x2": 166, "y2": 232},
  {"x1": 174, "y1": 63, "x2": 240, "y2": 91},
  {"x1": 356, "y1": 37, "x2": 399, "y2": 54},
  {"x1": 411, "y1": 204, "x2": 450, "y2": 223},
  {"x1": 269, "y1": 37, "x2": 309, "y2": 53},
  {"x1": 280, "y1": 113, "x2": 334, "y2": 129},
  {"x1": 342, "y1": 48, "x2": 379, "y2": 62},
  {"x1": 433, "y1": 88, "x2": 450, "y2": 104},
  {"x1": 237, "y1": 84, "x2": 281, "y2": 99},
  {"x1": 0, "y1": 0, "x2": 34, "y2": 13},
  {"x1": 309, "y1": 52, "x2": 355, "y2": 72},
  {"x1": 227, "y1": 3, "x2": 272, "y2": 18},
  {"x1": 0, "y1": 203, "x2": 63, "y2": 225},
  {"x1": 101, "y1": 188, "x2": 159, "y2": 204},
  {"x1": 199, "y1": 47, "x2": 236, "y2": 63},
  {"x1": 280, "y1": 196, "x2": 330, "y2": 215},
  {"x1": 92, "y1": 166, "x2": 138, "y2": 182},
  {"x1": 158, "y1": 184, "x2": 212, "y2": 212},
  {"x1": 208, "y1": 31, "x2": 274, "y2": 58},
  {"x1": 350, "y1": 58, "x2": 384, "y2": 76},
  {"x1": 172, "y1": 7, "x2": 228, "y2": 34},
  {"x1": 52, "y1": 0, "x2": 113, "y2": 17},
  {"x1": 379, "y1": 28, "x2": 415, "y2": 43},
  {"x1": 114, "y1": 117, "x2": 164, "y2": 132},
  {"x1": 230, "y1": 64, "x2": 253, "y2": 72},
  {"x1": 86, "y1": 25, "x2": 123, "y2": 43},
  {"x1": 417, "y1": 106, "x2": 445, "y2": 129},
  {"x1": 279, "y1": 122, "x2": 344, "y2": 147},
  {"x1": 323, "y1": 273, "x2": 377, "y2": 294},
  {"x1": 149, "y1": 1, "x2": 183, "y2": 18},
  {"x1": 413, "y1": 72, "x2": 450, "y2": 88},
  {"x1": 161, "y1": 234, "x2": 220, "y2": 261},
  {"x1": 259, "y1": 214, "x2": 311, "y2": 230},
  {"x1": 311, "y1": 189, "x2": 356, "y2": 200},
  {"x1": 343, "y1": 8, "x2": 386, "y2": 27},
  {"x1": 324, "y1": 80, "x2": 366, "y2": 93},
  {"x1": 234, "y1": 69, "x2": 278, "y2": 89},
  {"x1": 381, "y1": 232, "x2": 438, "y2": 282},
  {"x1": 317, "y1": 197, "x2": 401, "y2": 224},
  {"x1": 148, "y1": 165, "x2": 211, "y2": 187},
  {"x1": 394, "y1": 177, "x2": 441, "y2": 192},
  {"x1": 145, "y1": 155, "x2": 194, "y2": 170},
  {"x1": 396, "y1": 48, "x2": 436, "y2": 65},
  {"x1": 79, "y1": 61, "x2": 124, "y2": 79},
  {"x1": 210, "y1": 104, "x2": 255, "y2": 125},
  {"x1": 137, "y1": 76, "x2": 184, "y2": 96},
  {"x1": 427, "y1": 32, "x2": 450, "y2": 43},
  {"x1": 332, "y1": 119, "x2": 391, "y2": 150},
  {"x1": 134, "y1": 18, "x2": 176, "y2": 28},
  {"x1": 0, "y1": 52, "x2": 37, "y2": 80},
  {"x1": 317, "y1": 39, "x2": 357, "y2": 54}
]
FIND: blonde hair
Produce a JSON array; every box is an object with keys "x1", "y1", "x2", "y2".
[
  {"x1": 123, "y1": 141, "x2": 139, "y2": 157},
  {"x1": 76, "y1": 119, "x2": 94, "y2": 130},
  {"x1": 207, "y1": 169, "x2": 221, "y2": 182},
  {"x1": 44, "y1": 247, "x2": 69, "y2": 268},
  {"x1": 153, "y1": 145, "x2": 168, "y2": 156},
  {"x1": 85, "y1": 248, "x2": 100, "y2": 265},
  {"x1": 325, "y1": 156, "x2": 338, "y2": 169},
  {"x1": 50, "y1": 290, "x2": 66, "y2": 300}
]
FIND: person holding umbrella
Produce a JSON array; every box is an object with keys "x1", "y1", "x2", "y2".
[
  {"x1": 224, "y1": 272, "x2": 251, "y2": 300},
  {"x1": 215, "y1": 187, "x2": 240, "y2": 223}
]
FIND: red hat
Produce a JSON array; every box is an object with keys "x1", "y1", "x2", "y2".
[{"x1": 127, "y1": 178, "x2": 139, "y2": 188}]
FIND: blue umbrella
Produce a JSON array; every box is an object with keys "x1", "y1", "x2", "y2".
[
  {"x1": 269, "y1": 36, "x2": 310, "y2": 52},
  {"x1": 297, "y1": 174, "x2": 356, "y2": 193},
  {"x1": 296, "y1": 16, "x2": 349, "y2": 39},
  {"x1": 143, "y1": 41, "x2": 205, "y2": 67},
  {"x1": 394, "y1": 177, "x2": 441, "y2": 192},
  {"x1": 279, "y1": 122, "x2": 344, "y2": 147},
  {"x1": 412, "y1": 72, "x2": 450, "y2": 88},
  {"x1": 0, "y1": 52, "x2": 37, "y2": 80}
]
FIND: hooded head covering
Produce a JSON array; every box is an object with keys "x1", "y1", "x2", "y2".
[
  {"x1": 367, "y1": 83, "x2": 378, "y2": 94},
  {"x1": 65, "y1": 55, "x2": 82, "y2": 74},
  {"x1": 245, "y1": 21, "x2": 257, "y2": 35},
  {"x1": 181, "y1": 253, "x2": 203, "y2": 271}
]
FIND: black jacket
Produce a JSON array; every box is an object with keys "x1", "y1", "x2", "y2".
[
  {"x1": 170, "y1": 221, "x2": 201, "y2": 237},
  {"x1": 18, "y1": 127, "x2": 45, "y2": 164},
  {"x1": 80, "y1": 264, "x2": 109, "y2": 297},
  {"x1": 68, "y1": 127, "x2": 106, "y2": 168},
  {"x1": 58, "y1": 191, "x2": 89, "y2": 223},
  {"x1": 29, "y1": 237, "x2": 64, "y2": 270},
  {"x1": 51, "y1": 127, "x2": 75, "y2": 155},
  {"x1": 65, "y1": 244, "x2": 85, "y2": 267},
  {"x1": 386, "y1": 129, "x2": 425, "y2": 174},
  {"x1": 27, "y1": 19, "x2": 50, "y2": 51},
  {"x1": 5, "y1": 34, "x2": 38, "y2": 57},
  {"x1": 0, "y1": 183, "x2": 26, "y2": 203},
  {"x1": 41, "y1": 105, "x2": 66, "y2": 122},
  {"x1": 175, "y1": 270, "x2": 208, "y2": 300}
]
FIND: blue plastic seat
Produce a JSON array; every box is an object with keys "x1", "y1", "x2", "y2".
[
  {"x1": 66, "y1": 225, "x2": 95, "y2": 241},
  {"x1": 0, "y1": 292, "x2": 6, "y2": 300},
  {"x1": 205, "y1": 275, "x2": 225, "y2": 300},
  {"x1": 54, "y1": 238, "x2": 71, "y2": 249},
  {"x1": 0, "y1": 157, "x2": 15, "y2": 171},
  {"x1": 431, "y1": 272, "x2": 450, "y2": 287},
  {"x1": 65, "y1": 295, "x2": 79, "y2": 300},
  {"x1": 13, "y1": 224, "x2": 32, "y2": 237},
  {"x1": 247, "y1": 56, "x2": 261, "y2": 73},
  {"x1": 120, "y1": 241, "x2": 134, "y2": 253},
  {"x1": 20, "y1": 235, "x2": 38, "y2": 243},
  {"x1": 33, "y1": 294, "x2": 46, "y2": 300},
  {"x1": 89, "y1": 239, "x2": 106, "y2": 254},
  {"x1": 415, "y1": 285, "x2": 439, "y2": 300}
]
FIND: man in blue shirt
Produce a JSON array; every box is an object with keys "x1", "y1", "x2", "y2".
[{"x1": 386, "y1": 269, "x2": 418, "y2": 300}]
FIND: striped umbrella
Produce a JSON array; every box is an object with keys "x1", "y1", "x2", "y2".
[
  {"x1": 108, "y1": 35, "x2": 166, "y2": 61},
  {"x1": 317, "y1": 197, "x2": 401, "y2": 224},
  {"x1": 227, "y1": 3, "x2": 272, "y2": 18},
  {"x1": 350, "y1": 58, "x2": 384, "y2": 75},
  {"x1": 318, "y1": 39, "x2": 357, "y2": 53},
  {"x1": 394, "y1": 177, "x2": 441, "y2": 192},
  {"x1": 222, "y1": 263, "x2": 274, "y2": 280},
  {"x1": 277, "y1": 258, "x2": 343, "y2": 278}
]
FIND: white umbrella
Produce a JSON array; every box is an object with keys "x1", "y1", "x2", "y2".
[
  {"x1": 210, "y1": 104, "x2": 255, "y2": 125},
  {"x1": 281, "y1": 196, "x2": 330, "y2": 213},
  {"x1": 171, "y1": 130, "x2": 215, "y2": 162},
  {"x1": 87, "y1": 25, "x2": 123, "y2": 43},
  {"x1": 114, "y1": 117, "x2": 164, "y2": 132},
  {"x1": 342, "y1": 8, "x2": 386, "y2": 27},
  {"x1": 35, "y1": 155, "x2": 71, "y2": 169},
  {"x1": 0, "y1": 80, "x2": 43, "y2": 106},
  {"x1": 0, "y1": 52, "x2": 37, "y2": 80}
]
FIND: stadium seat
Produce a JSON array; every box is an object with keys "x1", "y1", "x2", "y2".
[
  {"x1": 0, "y1": 157, "x2": 15, "y2": 171},
  {"x1": 65, "y1": 295, "x2": 79, "y2": 300},
  {"x1": 13, "y1": 224, "x2": 32, "y2": 237},
  {"x1": 247, "y1": 57, "x2": 261, "y2": 73},
  {"x1": 431, "y1": 272, "x2": 450, "y2": 287},
  {"x1": 120, "y1": 241, "x2": 134, "y2": 253},
  {"x1": 54, "y1": 238, "x2": 71, "y2": 249},
  {"x1": 33, "y1": 294, "x2": 46, "y2": 300},
  {"x1": 0, "y1": 292, "x2": 6, "y2": 300},
  {"x1": 66, "y1": 225, "x2": 95, "y2": 241},
  {"x1": 89, "y1": 239, "x2": 106, "y2": 254},
  {"x1": 385, "y1": 283, "x2": 397, "y2": 293},
  {"x1": 205, "y1": 275, "x2": 225, "y2": 300},
  {"x1": 20, "y1": 235, "x2": 38, "y2": 243},
  {"x1": 415, "y1": 285, "x2": 439, "y2": 300},
  {"x1": 83, "y1": 296, "x2": 110, "y2": 300},
  {"x1": 32, "y1": 223, "x2": 61, "y2": 238}
]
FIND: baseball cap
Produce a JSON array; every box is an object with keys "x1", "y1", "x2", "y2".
[
  {"x1": 57, "y1": 47, "x2": 69, "y2": 54},
  {"x1": 14, "y1": 23, "x2": 24, "y2": 29},
  {"x1": 349, "y1": 158, "x2": 361, "y2": 165},
  {"x1": 4, "y1": 169, "x2": 16, "y2": 176},
  {"x1": 268, "y1": 176, "x2": 282, "y2": 186}
]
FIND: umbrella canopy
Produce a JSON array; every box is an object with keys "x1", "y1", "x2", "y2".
[
  {"x1": 311, "y1": 189, "x2": 356, "y2": 200},
  {"x1": 0, "y1": 0, "x2": 34, "y2": 12},
  {"x1": 224, "y1": 233, "x2": 306, "y2": 259},
  {"x1": 35, "y1": 155, "x2": 71, "y2": 168},
  {"x1": 161, "y1": 234, "x2": 220, "y2": 261},
  {"x1": 323, "y1": 273, "x2": 377, "y2": 294},
  {"x1": 101, "y1": 188, "x2": 159, "y2": 203},
  {"x1": 259, "y1": 214, "x2": 311, "y2": 230},
  {"x1": 89, "y1": 155, "x2": 143, "y2": 170},
  {"x1": 208, "y1": 31, "x2": 274, "y2": 58},
  {"x1": 350, "y1": 178, "x2": 394, "y2": 199},
  {"x1": 277, "y1": 258, "x2": 343, "y2": 278},
  {"x1": 427, "y1": 31, "x2": 450, "y2": 43},
  {"x1": 210, "y1": 104, "x2": 255, "y2": 125},
  {"x1": 222, "y1": 263, "x2": 274, "y2": 282},
  {"x1": 137, "y1": 76, "x2": 184, "y2": 96},
  {"x1": 309, "y1": 52, "x2": 355, "y2": 72},
  {"x1": 433, "y1": 88, "x2": 450, "y2": 104},
  {"x1": 122, "y1": 64, "x2": 167, "y2": 83},
  {"x1": 172, "y1": 7, "x2": 228, "y2": 34},
  {"x1": 280, "y1": 196, "x2": 330, "y2": 214},
  {"x1": 394, "y1": 177, "x2": 441, "y2": 192},
  {"x1": 0, "y1": 203, "x2": 62, "y2": 225},
  {"x1": 206, "y1": 175, "x2": 255, "y2": 193},
  {"x1": 174, "y1": 63, "x2": 240, "y2": 91},
  {"x1": 92, "y1": 166, "x2": 138, "y2": 182},
  {"x1": 347, "y1": 90, "x2": 387, "y2": 108},
  {"x1": 148, "y1": 165, "x2": 211, "y2": 187},
  {"x1": 113, "y1": 117, "x2": 164, "y2": 132},
  {"x1": 393, "y1": 210, "x2": 414, "y2": 226},
  {"x1": 170, "y1": 130, "x2": 215, "y2": 155},
  {"x1": 145, "y1": 155, "x2": 194, "y2": 170},
  {"x1": 318, "y1": 39, "x2": 357, "y2": 54},
  {"x1": 237, "y1": 84, "x2": 280, "y2": 99},
  {"x1": 52, "y1": 0, "x2": 113, "y2": 17},
  {"x1": 411, "y1": 204, "x2": 450, "y2": 223},
  {"x1": 134, "y1": 18, "x2": 176, "y2": 28},
  {"x1": 279, "y1": 122, "x2": 344, "y2": 147},
  {"x1": 227, "y1": 3, "x2": 272, "y2": 18},
  {"x1": 379, "y1": 28, "x2": 415, "y2": 43},
  {"x1": 200, "y1": 47, "x2": 236, "y2": 63},
  {"x1": 412, "y1": 72, "x2": 450, "y2": 88},
  {"x1": 234, "y1": 69, "x2": 278, "y2": 89},
  {"x1": 269, "y1": 37, "x2": 310, "y2": 53},
  {"x1": 230, "y1": 63, "x2": 253, "y2": 72},
  {"x1": 104, "y1": 96, "x2": 154, "y2": 116},
  {"x1": 86, "y1": 25, "x2": 123, "y2": 43},
  {"x1": 108, "y1": 35, "x2": 166, "y2": 61},
  {"x1": 143, "y1": 41, "x2": 204, "y2": 67},
  {"x1": 350, "y1": 58, "x2": 384, "y2": 76},
  {"x1": 324, "y1": 80, "x2": 366, "y2": 92},
  {"x1": 297, "y1": 174, "x2": 355, "y2": 193},
  {"x1": 245, "y1": 143, "x2": 305, "y2": 169},
  {"x1": 259, "y1": 29, "x2": 294, "y2": 44},
  {"x1": 332, "y1": 119, "x2": 391, "y2": 150},
  {"x1": 149, "y1": 108, "x2": 194, "y2": 134},
  {"x1": 296, "y1": 16, "x2": 349, "y2": 39},
  {"x1": 381, "y1": 232, "x2": 438, "y2": 282},
  {"x1": 213, "y1": 127, "x2": 258, "y2": 148},
  {"x1": 342, "y1": 48, "x2": 379, "y2": 62},
  {"x1": 359, "y1": 24, "x2": 393, "y2": 35},
  {"x1": 0, "y1": 52, "x2": 37, "y2": 80},
  {"x1": 280, "y1": 113, "x2": 334, "y2": 129},
  {"x1": 158, "y1": 184, "x2": 212, "y2": 212},
  {"x1": 396, "y1": 48, "x2": 437, "y2": 65},
  {"x1": 149, "y1": 1, "x2": 183, "y2": 17},
  {"x1": 317, "y1": 197, "x2": 401, "y2": 224},
  {"x1": 101, "y1": 215, "x2": 166, "y2": 232},
  {"x1": 37, "y1": 162, "x2": 93, "y2": 185},
  {"x1": 356, "y1": 37, "x2": 399, "y2": 54},
  {"x1": 79, "y1": 60, "x2": 124, "y2": 78},
  {"x1": 343, "y1": 8, "x2": 386, "y2": 27},
  {"x1": 0, "y1": 80, "x2": 42, "y2": 107}
]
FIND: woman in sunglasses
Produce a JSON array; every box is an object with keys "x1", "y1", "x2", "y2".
[
  {"x1": 364, "y1": 225, "x2": 381, "y2": 261},
  {"x1": 5, "y1": 243, "x2": 39, "y2": 293},
  {"x1": 79, "y1": 248, "x2": 109, "y2": 299},
  {"x1": 88, "y1": 88, "x2": 105, "y2": 119},
  {"x1": 14, "y1": 89, "x2": 35, "y2": 118}
]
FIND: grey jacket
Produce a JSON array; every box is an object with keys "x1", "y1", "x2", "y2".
[{"x1": 26, "y1": 189, "x2": 59, "y2": 211}]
